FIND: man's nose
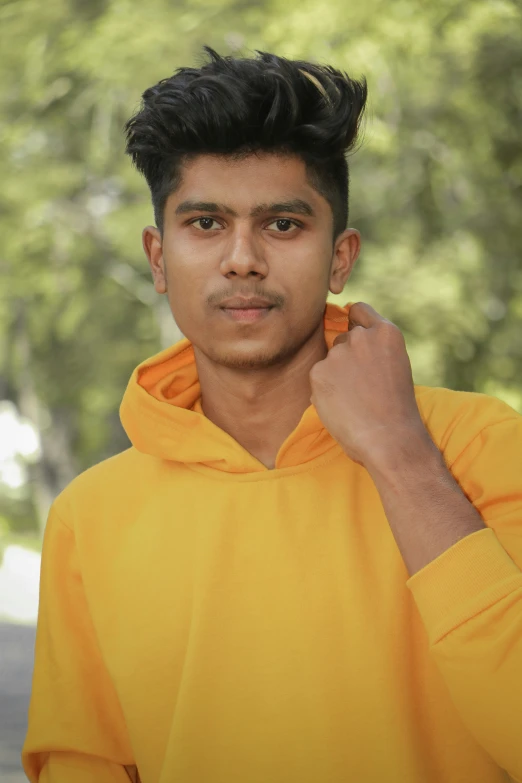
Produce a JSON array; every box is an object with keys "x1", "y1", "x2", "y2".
[{"x1": 222, "y1": 225, "x2": 266, "y2": 276}]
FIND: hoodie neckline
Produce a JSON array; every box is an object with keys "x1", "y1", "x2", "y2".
[{"x1": 119, "y1": 301, "x2": 353, "y2": 477}]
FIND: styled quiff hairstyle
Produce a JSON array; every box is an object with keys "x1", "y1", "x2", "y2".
[{"x1": 124, "y1": 47, "x2": 367, "y2": 239}]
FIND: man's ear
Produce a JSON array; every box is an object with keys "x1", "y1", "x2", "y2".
[
  {"x1": 329, "y1": 228, "x2": 360, "y2": 295},
  {"x1": 142, "y1": 226, "x2": 167, "y2": 294}
]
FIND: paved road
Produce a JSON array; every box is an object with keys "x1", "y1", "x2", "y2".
[{"x1": 0, "y1": 622, "x2": 36, "y2": 783}]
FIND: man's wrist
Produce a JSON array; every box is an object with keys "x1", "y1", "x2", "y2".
[{"x1": 362, "y1": 426, "x2": 443, "y2": 485}]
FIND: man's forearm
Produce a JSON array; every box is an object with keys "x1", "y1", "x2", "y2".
[{"x1": 365, "y1": 433, "x2": 487, "y2": 577}]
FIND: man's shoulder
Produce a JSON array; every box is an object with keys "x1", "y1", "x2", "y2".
[
  {"x1": 414, "y1": 384, "x2": 521, "y2": 463},
  {"x1": 51, "y1": 446, "x2": 146, "y2": 524},
  {"x1": 414, "y1": 384, "x2": 521, "y2": 423}
]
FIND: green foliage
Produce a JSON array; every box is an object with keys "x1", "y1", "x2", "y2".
[{"x1": 1, "y1": 0, "x2": 521, "y2": 533}]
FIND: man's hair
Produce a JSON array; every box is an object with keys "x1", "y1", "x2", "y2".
[{"x1": 124, "y1": 47, "x2": 367, "y2": 239}]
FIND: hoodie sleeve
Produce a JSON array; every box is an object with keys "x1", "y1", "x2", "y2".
[
  {"x1": 405, "y1": 409, "x2": 522, "y2": 782},
  {"x1": 21, "y1": 504, "x2": 136, "y2": 782}
]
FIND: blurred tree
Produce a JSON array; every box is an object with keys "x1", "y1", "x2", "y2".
[
  {"x1": 0, "y1": 0, "x2": 268, "y2": 534},
  {"x1": 255, "y1": 0, "x2": 522, "y2": 407},
  {"x1": 0, "y1": 0, "x2": 521, "y2": 537}
]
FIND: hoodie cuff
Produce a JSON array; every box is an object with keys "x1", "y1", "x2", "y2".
[{"x1": 405, "y1": 527, "x2": 522, "y2": 645}]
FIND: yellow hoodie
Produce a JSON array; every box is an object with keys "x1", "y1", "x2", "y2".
[{"x1": 22, "y1": 302, "x2": 522, "y2": 783}]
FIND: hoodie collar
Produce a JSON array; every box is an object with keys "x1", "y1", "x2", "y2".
[{"x1": 119, "y1": 301, "x2": 352, "y2": 474}]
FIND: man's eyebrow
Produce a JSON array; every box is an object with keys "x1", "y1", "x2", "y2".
[
  {"x1": 250, "y1": 199, "x2": 315, "y2": 217},
  {"x1": 174, "y1": 199, "x2": 315, "y2": 218},
  {"x1": 175, "y1": 201, "x2": 238, "y2": 216}
]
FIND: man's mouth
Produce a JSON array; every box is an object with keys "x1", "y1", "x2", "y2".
[{"x1": 221, "y1": 307, "x2": 274, "y2": 322}]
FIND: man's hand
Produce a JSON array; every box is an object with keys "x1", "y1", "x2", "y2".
[{"x1": 309, "y1": 301, "x2": 432, "y2": 468}]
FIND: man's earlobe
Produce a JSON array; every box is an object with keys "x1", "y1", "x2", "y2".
[{"x1": 329, "y1": 228, "x2": 360, "y2": 294}]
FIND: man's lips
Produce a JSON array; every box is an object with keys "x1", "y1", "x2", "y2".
[{"x1": 221, "y1": 307, "x2": 274, "y2": 322}]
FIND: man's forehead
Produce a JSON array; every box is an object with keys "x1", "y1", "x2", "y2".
[
  {"x1": 169, "y1": 153, "x2": 325, "y2": 214},
  {"x1": 183, "y1": 150, "x2": 306, "y2": 174}
]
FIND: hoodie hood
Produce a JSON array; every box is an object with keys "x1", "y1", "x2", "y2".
[{"x1": 119, "y1": 301, "x2": 353, "y2": 474}]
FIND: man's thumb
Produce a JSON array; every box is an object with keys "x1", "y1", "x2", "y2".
[{"x1": 332, "y1": 333, "x2": 348, "y2": 347}]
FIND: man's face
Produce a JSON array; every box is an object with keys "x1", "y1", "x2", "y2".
[{"x1": 143, "y1": 152, "x2": 359, "y2": 371}]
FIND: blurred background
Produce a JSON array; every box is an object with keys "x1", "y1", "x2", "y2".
[{"x1": 0, "y1": 0, "x2": 521, "y2": 779}]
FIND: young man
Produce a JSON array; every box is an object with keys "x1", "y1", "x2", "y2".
[{"x1": 22, "y1": 48, "x2": 522, "y2": 783}]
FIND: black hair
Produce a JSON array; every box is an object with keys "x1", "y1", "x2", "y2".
[{"x1": 124, "y1": 47, "x2": 367, "y2": 239}]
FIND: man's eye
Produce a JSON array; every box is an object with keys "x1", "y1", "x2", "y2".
[
  {"x1": 267, "y1": 218, "x2": 299, "y2": 232},
  {"x1": 192, "y1": 217, "x2": 221, "y2": 230}
]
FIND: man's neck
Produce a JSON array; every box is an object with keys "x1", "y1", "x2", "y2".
[
  {"x1": 201, "y1": 391, "x2": 311, "y2": 469},
  {"x1": 196, "y1": 337, "x2": 328, "y2": 468}
]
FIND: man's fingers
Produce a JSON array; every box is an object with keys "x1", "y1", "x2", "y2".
[
  {"x1": 348, "y1": 301, "x2": 388, "y2": 330},
  {"x1": 332, "y1": 333, "x2": 348, "y2": 347}
]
